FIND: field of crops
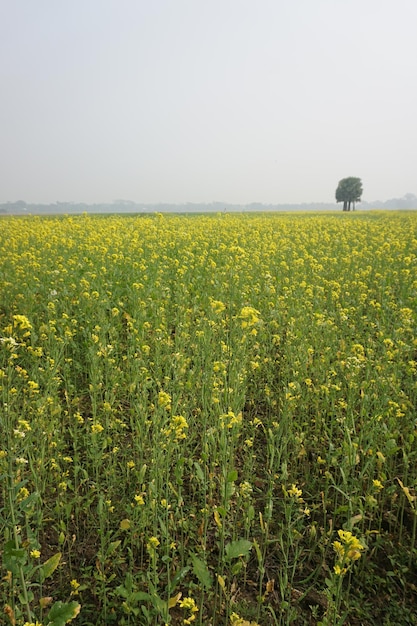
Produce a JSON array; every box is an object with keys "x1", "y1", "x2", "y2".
[{"x1": 1, "y1": 211, "x2": 416, "y2": 626}]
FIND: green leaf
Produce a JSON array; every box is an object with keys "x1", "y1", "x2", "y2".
[
  {"x1": 131, "y1": 591, "x2": 152, "y2": 603},
  {"x1": 115, "y1": 585, "x2": 129, "y2": 599},
  {"x1": 194, "y1": 461, "x2": 205, "y2": 483},
  {"x1": 170, "y1": 565, "x2": 190, "y2": 589},
  {"x1": 227, "y1": 469, "x2": 238, "y2": 483},
  {"x1": 141, "y1": 605, "x2": 150, "y2": 620},
  {"x1": 46, "y1": 600, "x2": 81, "y2": 625},
  {"x1": 115, "y1": 584, "x2": 152, "y2": 604},
  {"x1": 19, "y1": 490, "x2": 40, "y2": 512},
  {"x1": 40, "y1": 552, "x2": 61, "y2": 582},
  {"x1": 107, "y1": 540, "x2": 121, "y2": 556},
  {"x1": 246, "y1": 505, "x2": 255, "y2": 523},
  {"x1": 225, "y1": 539, "x2": 252, "y2": 560},
  {"x1": 149, "y1": 593, "x2": 165, "y2": 612},
  {"x1": 191, "y1": 554, "x2": 213, "y2": 589},
  {"x1": 19, "y1": 590, "x2": 34, "y2": 604},
  {"x1": 253, "y1": 539, "x2": 262, "y2": 564},
  {"x1": 3, "y1": 540, "x2": 27, "y2": 573},
  {"x1": 159, "y1": 517, "x2": 167, "y2": 537},
  {"x1": 4, "y1": 540, "x2": 26, "y2": 560}
]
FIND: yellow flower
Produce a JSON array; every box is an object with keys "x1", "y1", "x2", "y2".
[
  {"x1": 333, "y1": 564, "x2": 346, "y2": 576},
  {"x1": 239, "y1": 306, "x2": 260, "y2": 329},
  {"x1": 230, "y1": 612, "x2": 260, "y2": 626},
  {"x1": 180, "y1": 596, "x2": 199, "y2": 624},
  {"x1": 219, "y1": 410, "x2": 242, "y2": 429},
  {"x1": 119, "y1": 518, "x2": 131, "y2": 530},
  {"x1": 333, "y1": 540, "x2": 344, "y2": 560},
  {"x1": 17, "y1": 487, "x2": 30, "y2": 502},
  {"x1": 146, "y1": 536, "x2": 160, "y2": 553},
  {"x1": 239, "y1": 481, "x2": 253, "y2": 498},
  {"x1": 333, "y1": 529, "x2": 365, "y2": 573},
  {"x1": 158, "y1": 390, "x2": 172, "y2": 409},
  {"x1": 162, "y1": 414, "x2": 189, "y2": 442},
  {"x1": 30, "y1": 549, "x2": 41, "y2": 559},
  {"x1": 91, "y1": 422, "x2": 104, "y2": 434},
  {"x1": 180, "y1": 596, "x2": 198, "y2": 611},
  {"x1": 149, "y1": 536, "x2": 160, "y2": 548},
  {"x1": 210, "y1": 299, "x2": 226, "y2": 314},
  {"x1": 13, "y1": 314, "x2": 32, "y2": 330},
  {"x1": 287, "y1": 484, "x2": 303, "y2": 501},
  {"x1": 372, "y1": 479, "x2": 384, "y2": 491}
]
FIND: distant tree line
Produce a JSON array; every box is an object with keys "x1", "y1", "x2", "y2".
[{"x1": 1, "y1": 194, "x2": 417, "y2": 215}]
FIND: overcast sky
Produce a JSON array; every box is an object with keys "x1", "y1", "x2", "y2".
[{"x1": 1, "y1": 0, "x2": 416, "y2": 205}]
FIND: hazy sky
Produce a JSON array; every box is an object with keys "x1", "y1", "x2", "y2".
[{"x1": 1, "y1": 0, "x2": 416, "y2": 205}]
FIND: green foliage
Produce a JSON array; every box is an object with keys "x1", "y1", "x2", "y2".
[
  {"x1": 46, "y1": 601, "x2": 81, "y2": 625},
  {"x1": 191, "y1": 555, "x2": 213, "y2": 589},
  {"x1": 225, "y1": 539, "x2": 253, "y2": 560},
  {"x1": 40, "y1": 553, "x2": 62, "y2": 582},
  {"x1": 335, "y1": 176, "x2": 363, "y2": 210},
  {"x1": 1, "y1": 212, "x2": 416, "y2": 625}
]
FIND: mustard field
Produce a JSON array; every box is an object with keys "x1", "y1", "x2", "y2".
[{"x1": 1, "y1": 212, "x2": 416, "y2": 625}]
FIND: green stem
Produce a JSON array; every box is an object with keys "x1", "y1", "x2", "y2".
[{"x1": 8, "y1": 462, "x2": 32, "y2": 622}]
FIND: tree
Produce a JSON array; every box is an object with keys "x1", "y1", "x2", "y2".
[{"x1": 335, "y1": 177, "x2": 363, "y2": 211}]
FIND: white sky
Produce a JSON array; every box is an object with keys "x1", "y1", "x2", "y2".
[{"x1": 1, "y1": 0, "x2": 416, "y2": 205}]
